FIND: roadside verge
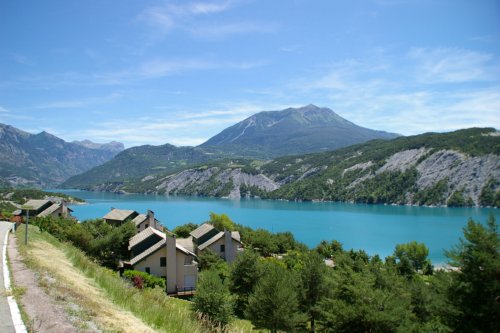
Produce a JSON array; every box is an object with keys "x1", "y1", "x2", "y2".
[{"x1": 2, "y1": 224, "x2": 27, "y2": 333}]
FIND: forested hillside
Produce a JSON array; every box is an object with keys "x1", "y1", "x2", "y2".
[{"x1": 92, "y1": 128, "x2": 499, "y2": 207}]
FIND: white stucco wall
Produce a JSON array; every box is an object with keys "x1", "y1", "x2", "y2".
[
  {"x1": 133, "y1": 248, "x2": 167, "y2": 278},
  {"x1": 133, "y1": 244, "x2": 198, "y2": 293}
]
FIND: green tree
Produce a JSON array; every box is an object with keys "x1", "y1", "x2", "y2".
[
  {"x1": 394, "y1": 241, "x2": 433, "y2": 275},
  {"x1": 198, "y1": 249, "x2": 223, "y2": 270},
  {"x1": 447, "y1": 190, "x2": 467, "y2": 207},
  {"x1": 208, "y1": 212, "x2": 235, "y2": 231},
  {"x1": 244, "y1": 228, "x2": 279, "y2": 256},
  {"x1": 172, "y1": 222, "x2": 198, "y2": 238},
  {"x1": 91, "y1": 221, "x2": 136, "y2": 267},
  {"x1": 193, "y1": 269, "x2": 234, "y2": 327},
  {"x1": 479, "y1": 178, "x2": 500, "y2": 207},
  {"x1": 444, "y1": 214, "x2": 500, "y2": 332},
  {"x1": 299, "y1": 251, "x2": 329, "y2": 332},
  {"x1": 315, "y1": 240, "x2": 343, "y2": 258},
  {"x1": 407, "y1": 275, "x2": 452, "y2": 331},
  {"x1": 318, "y1": 258, "x2": 414, "y2": 332},
  {"x1": 246, "y1": 263, "x2": 305, "y2": 332},
  {"x1": 229, "y1": 250, "x2": 263, "y2": 316},
  {"x1": 197, "y1": 249, "x2": 229, "y2": 281}
]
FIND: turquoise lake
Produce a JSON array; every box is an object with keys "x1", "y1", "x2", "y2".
[{"x1": 52, "y1": 190, "x2": 498, "y2": 265}]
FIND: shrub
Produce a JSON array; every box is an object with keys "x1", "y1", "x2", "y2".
[
  {"x1": 123, "y1": 270, "x2": 165, "y2": 289},
  {"x1": 193, "y1": 269, "x2": 234, "y2": 327}
]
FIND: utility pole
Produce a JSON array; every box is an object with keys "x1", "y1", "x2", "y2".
[
  {"x1": 22, "y1": 205, "x2": 32, "y2": 245},
  {"x1": 25, "y1": 209, "x2": 29, "y2": 245}
]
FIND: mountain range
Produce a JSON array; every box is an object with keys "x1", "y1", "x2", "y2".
[
  {"x1": 3, "y1": 105, "x2": 498, "y2": 207},
  {"x1": 89, "y1": 128, "x2": 500, "y2": 207},
  {"x1": 0, "y1": 123, "x2": 124, "y2": 187},
  {"x1": 62, "y1": 105, "x2": 399, "y2": 188}
]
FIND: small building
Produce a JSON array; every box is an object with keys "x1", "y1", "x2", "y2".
[
  {"x1": 132, "y1": 210, "x2": 163, "y2": 233},
  {"x1": 128, "y1": 227, "x2": 198, "y2": 295},
  {"x1": 187, "y1": 223, "x2": 243, "y2": 264},
  {"x1": 103, "y1": 208, "x2": 139, "y2": 226},
  {"x1": 13, "y1": 199, "x2": 73, "y2": 220}
]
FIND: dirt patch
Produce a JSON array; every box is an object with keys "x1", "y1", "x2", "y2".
[
  {"x1": 8, "y1": 234, "x2": 80, "y2": 333},
  {"x1": 9, "y1": 233, "x2": 156, "y2": 333}
]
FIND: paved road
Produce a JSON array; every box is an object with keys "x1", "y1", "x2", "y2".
[{"x1": 0, "y1": 221, "x2": 16, "y2": 333}]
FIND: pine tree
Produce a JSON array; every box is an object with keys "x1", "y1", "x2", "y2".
[
  {"x1": 229, "y1": 249, "x2": 263, "y2": 316},
  {"x1": 445, "y1": 214, "x2": 500, "y2": 332},
  {"x1": 246, "y1": 262, "x2": 305, "y2": 332},
  {"x1": 299, "y1": 251, "x2": 329, "y2": 332},
  {"x1": 193, "y1": 269, "x2": 234, "y2": 327}
]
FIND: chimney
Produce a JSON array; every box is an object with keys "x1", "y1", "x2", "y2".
[
  {"x1": 61, "y1": 199, "x2": 68, "y2": 217},
  {"x1": 147, "y1": 210, "x2": 155, "y2": 229},
  {"x1": 166, "y1": 233, "x2": 177, "y2": 294},
  {"x1": 224, "y1": 230, "x2": 235, "y2": 263}
]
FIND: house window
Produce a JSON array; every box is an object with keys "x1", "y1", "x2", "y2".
[
  {"x1": 160, "y1": 257, "x2": 166, "y2": 267},
  {"x1": 220, "y1": 244, "x2": 225, "y2": 253},
  {"x1": 145, "y1": 224, "x2": 149, "y2": 228},
  {"x1": 145, "y1": 267, "x2": 150, "y2": 274}
]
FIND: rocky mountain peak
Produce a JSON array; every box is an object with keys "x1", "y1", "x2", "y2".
[{"x1": 200, "y1": 105, "x2": 399, "y2": 157}]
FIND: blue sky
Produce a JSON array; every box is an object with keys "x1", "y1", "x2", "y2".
[{"x1": 0, "y1": 0, "x2": 499, "y2": 147}]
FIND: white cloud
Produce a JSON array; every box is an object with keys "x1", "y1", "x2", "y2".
[
  {"x1": 138, "y1": 0, "x2": 275, "y2": 40},
  {"x1": 10, "y1": 53, "x2": 34, "y2": 66},
  {"x1": 67, "y1": 102, "x2": 294, "y2": 147},
  {"x1": 138, "y1": 1, "x2": 234, "y2": 33},
  {"x1": 7, "y1": 57, "x2": 266, "y2": 89},
  {"x1": 286, "y1": 50, "x2": 500, "y2": 135},
  {"x1": 138, "y1": 58, "x2": 215, "y2": 78},
  {"x1": 0, "y1": 106, "x2": 9, "y2": 113},
  {"x1": 34, "y1": 93, "x2": 122, "y2": 109},
  {"x1": 408, "y1": 47, "x2": 497, "y2": 83},
  {"x1": 36, "y1": 100, "x2": 86, "y2": 109},
  {"x1": 187, "y1": 21, "x2": 278, "y2": 39}
]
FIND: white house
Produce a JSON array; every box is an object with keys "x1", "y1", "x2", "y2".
[{"x1": 128, "y1": 227, "x2": 198, "y2": 294}]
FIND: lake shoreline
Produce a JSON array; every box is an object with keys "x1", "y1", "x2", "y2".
[{"x1": 48, "y1": 189, "x2": 498, "y2": 265}]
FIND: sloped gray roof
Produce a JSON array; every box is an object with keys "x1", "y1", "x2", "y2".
[
  {"x1": 231, "y1": 231, "x2": 241, "y2": 242},
  {"x1": 130, "y1": 237, "x2": 197, "y2": 266},
  {"x1": 103, "y1": 209, "x2": 137, "y2": 221},
  {"x1": 132, "y1": 214, "x2": 147, "y2": 226},
  {"x1": 198, "y1": 231, "x2": 243, "y2": 251},
  {"x1": 176, "y1": 236, "x2": 195, "y2": 253},
  {"x1": 23, "y1": 199, "x2": 51, "y2": 211},
  {"x1": 130, "y1": 239, "x2": 165, "y2": 266},
  {"x1": 37, "y1": 203, "x2": 60, "y2": 217},
  {"x1": 128, "y1": 227, "x2": 165, "y2": 250},
  {"x1": 176, "y1": 242, "x2": 196, "y2": 257},
  {"x1": 198, "y1": 231, "x2": 224, "y2": 251},
  {"x1": 189, "y1": 223, "x2": 214, "y2": 239}
]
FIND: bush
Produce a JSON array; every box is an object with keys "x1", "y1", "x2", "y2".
[
  {"x1": 172, "y1": 223, "x2": 198, "y2": 238},
  {"x1": 193, "y1": 269, "x2": 234, "y2": 327},
  {"x1": 123, "y1": 270, "x2": 165, "y2": 289}
]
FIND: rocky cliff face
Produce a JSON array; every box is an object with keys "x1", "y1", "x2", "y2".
[
  {"x1": 414, "y1": 150, "x2": 499, "y2": 204},
  {"x1": 121, "y1": 148, "x2": 498, "y2": 206},
  {"x1": 150, "y1": 167, "x2": 278, "y2": 199},
  {"x1": 337, "y1": 149, "x2": 499, "y2": 205}
]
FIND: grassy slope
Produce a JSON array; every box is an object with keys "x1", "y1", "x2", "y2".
[{"x1": 15, "y1": 225, "x2": 254, "y2": 333}]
